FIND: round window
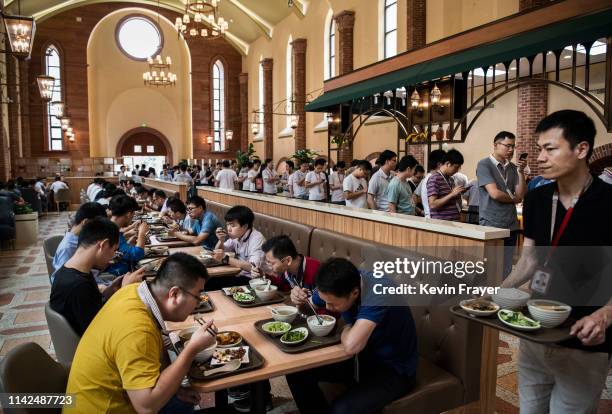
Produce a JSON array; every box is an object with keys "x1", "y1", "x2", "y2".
[{"x1": 116, "y1": 15, "x2": 163, "y2": 61}]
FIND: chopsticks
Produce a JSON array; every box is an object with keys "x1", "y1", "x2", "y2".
[
  {"x1": 194, "y1": 315, "x2": 218, "y2": 338},
  {"x1": 286, "y1": 275, "x2": 324, "y2": 325}
]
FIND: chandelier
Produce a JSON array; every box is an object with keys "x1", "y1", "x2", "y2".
[
  {"x1": 36, "y1": 75, "x2": 55, "y2": 101},
  {"x1": 142, "y1": 55, "x2": 177, "y2": 87},
  {"x1": 175, "y1": 0, "x2": 229, "y2": 40},
  {"x1": 1, "y1": 0, "x2": 36, "y2": 59}
]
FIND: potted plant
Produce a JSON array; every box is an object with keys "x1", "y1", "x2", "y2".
[
  {"x1": 290, "y1": 149, "x2": 319, "y2": 165},
  {"x1": 236, "y1": 143, "x2": 259, "y2": 169},
  {"x1": 14, "y1": 203, "x2": 39, "y2": 248}
]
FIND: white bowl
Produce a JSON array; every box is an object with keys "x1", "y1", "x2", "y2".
[
  {"x1": 271, "y1": 306, "x2": 298, "y2": 323},
  {"x1": 261, "y1": 321, "x2": 292, "y2": 337},
  {"x1": 249, "y1": 278, "x2": 267, "y2": 289},
  {"x1": 307, "y1": 315, "x2": 336, "y2": 337},
  {"x1": 150, "y1": 246, "x2": 168, "y2": 255},
  {"x1": 254, "y1": 284, "x2": 278, "y2": 301},
  {"x1": 527, "y1": 299, "x2": 572, "y2": 328},
  {"x1": 459, "y1": 299, "x2": 499, "y2": 317},
  {"x1": 280, "y1": 327, "x2": 309, "y2": 346},
  {"x1": 492, "y1": 288, "x2": 530, "y2": 310},
  {"x1": 178, "y1": 327, "x2": 217, "y2": 362}
]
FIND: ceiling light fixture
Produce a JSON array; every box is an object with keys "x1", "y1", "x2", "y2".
[
  {"x1": 143, "y1": 55, "x2": 177, "y2": 87},
  {"x1": 36, "y1": 75, "x2": 55, "y2": 101},
  {"x1": 175, "y1": 0, "x2": 229, "y2": 40},
  {"x1": 1, "y1": 0, "x2": 36, "y2": 59}
]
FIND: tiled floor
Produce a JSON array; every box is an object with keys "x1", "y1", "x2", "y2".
[{"x1": 0, "y1": 213, "x2": 609, "y2": 413}]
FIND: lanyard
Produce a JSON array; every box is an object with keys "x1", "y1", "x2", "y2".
[
  {"x1": 545, "y1": 176, "x2": 592, "y2": 264},
  {"x1": 437, "y1": 171, "x2": 454, "y2": 190}
]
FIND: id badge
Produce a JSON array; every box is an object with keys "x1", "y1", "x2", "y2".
[{"x1": 531, "y1": 266, "x2": 552, "y2": 295}]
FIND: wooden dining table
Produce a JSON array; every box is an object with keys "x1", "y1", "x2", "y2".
[{"x1": 166, "y1": 292, "x2": 351, "y2": 413}]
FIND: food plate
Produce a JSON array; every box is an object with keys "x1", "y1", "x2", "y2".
[
  {"x1": 280, "y1": 328, "x2": 309, "y2": 346},
  {"x1": 188, "y1": 339, "x2": 264, "y2": 381},
  {"x1": 233, "y1": 292, "x2": 256, "y2": 304},
  {"x1": 459, "y1": 299, "x2": 500, "y2": 317},
  {"x1": 222, "y1": 286, "x2": 250, "y2": 296},
  {"x1": 216, "y1": 331, "x2": 243, "y2": 348},
  {"x1": 191, "y1": 293, "x2": 214, "y2": 314},
  {"x1": 254, "y1": 316, "x2": 343, "y2": 353},
  {"x1": 210, "y1": 346, "x2": 250, "y2": 366},
  {"x1": 498, "y1": 309, "x2": 541, "y2": 331}
]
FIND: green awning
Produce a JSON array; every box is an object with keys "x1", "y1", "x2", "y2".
[{"x1": 306, "y1": 8, "x2": 612, "y2": 112}]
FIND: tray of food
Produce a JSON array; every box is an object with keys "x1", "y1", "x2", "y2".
[
  {"x1": 187, "y1": 338, "x2": 265, "y2": 381},
  {"x1": 191, "y1": 293, "x2": 215, "y2": 314},
  {"x1": 230, "y1": 286, "x2": 286, "y2": 308},
  {"x1": 450, "y1": 296, "x2": 575, "y2": 344},
  {"x1": 254, "y1": 310, "x2": 341, "y2": 353}
]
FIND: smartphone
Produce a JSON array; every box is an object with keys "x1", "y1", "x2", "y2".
[{"x1": 519, "y1": 152, "x2": 528, "y2": 161}]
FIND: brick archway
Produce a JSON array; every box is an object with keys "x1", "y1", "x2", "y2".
[
  {"x1": 116, "y1": 127, "x2": 174, "y2": 163},
  {"x1": 590, "y1": 143, "x2": 612, "y2": 175}
]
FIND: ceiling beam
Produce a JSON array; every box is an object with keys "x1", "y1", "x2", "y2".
[
  {"x1": 291, "y1": 0, "x2": 307, "y2": 19},
  {"x1": 227, "y1": 0, "x2": 274, "y2": 39}
]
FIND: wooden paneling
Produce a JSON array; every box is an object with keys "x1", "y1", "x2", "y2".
[
  {"x1": 324, "y1": 0, "x2": 612, "y2": 93},
  {"x1": 142, "y1": 178, "x2": 188, "y2": 201}
]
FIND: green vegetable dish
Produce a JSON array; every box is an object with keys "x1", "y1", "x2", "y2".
[
  {"x1": 264, "y1": 322, "x2": 290, "y2": 332},
  {"x1": 233, "y1": 292, "x2": 255, "y2": 302},
  {"x1": 282, "y1": 330, "x2": 306, "y2": 342},
  {"x1": 499, "y1": 310, "x2": 539, "y2": 327}
]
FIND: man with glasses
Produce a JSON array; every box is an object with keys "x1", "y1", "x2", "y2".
[
  {"x1": 65, "y1": 253, "x2": 215, "y2": 414},
  {"x1": 476, "y1": 131, "x2": 527, "y2": 278},
  {"x1": 170, "y1": 196, "x2": 220, "y2": 250}
]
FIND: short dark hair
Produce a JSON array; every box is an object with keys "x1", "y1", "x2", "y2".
[
  {"x1": 377, "y1": 150, "x2": 397, "y2": 166},
  {"x1": 180, "y1": 164, "x2": 187, "y2": 172},
  {"x1": 336, "y1": 161, "x2": 346, "y2": 169},
  {"x1": 493, "y1": 131, "x2": 516, "y2": 143},
  {"x1": 222, "y1": 160, "x2": 230, "y2": 168},
  {"x1": 446, "y1": 149, "x2": 464, "y2": 166},
  {"x1": 110, "y1": 194, "x2": 139, "y2": 217},
  {"x1": 247, "y1": 161, "x2": 254, "y2": 168},
  {"x1": 414, "y1": 165, "x2": 425, "y2": 174},
  {"x1": 397, "y1": 155, "x2": 418, "y2": 172},
  {"x1": 315, "y1": 258, "x2": 360, "y2": 297},
  {"x1": 262, "y1": 235, "x2": 298, "y2": 259},
  {"x1": 153, "y1": 252, "x2": 209, "y2": 291},
  {"x1": 154, "y1": 190, "x2": 167, "y2": 199},
  {"x1": 54, "y1": 176, "x2": 61, "y2": 181},
  {"x1": 356, "y1": 160, "x2": 372, "y2": 171},
  {"x1": 225, "y1": 205, "x2": 255, "y2": 228},
  {"x1": 253, "y1": 159, "x2": 262, "y2": 165},
  {"x1": 285, "y1": 160, "x2": 295, "y2": 169},
  {"x1": 167, "y1": 198, "x2": 186, "y2": 215},
  {"x1": 314, "y1": 158, "x2": 326, "y2": 167},
  {"x1": 78, "y1": 217, "x2": 120, "y2": 248},
  {"x1": 535, "y1": 110, "x2": 596, "y2": 159},
  {"x1": 74, "y1": 202, "x2": 107, "y2": 225},
  {"x1": 428, "y1": 149, "x2": 447, "y2": 171},
  {"x1": 350, "y1": 159, "x2": 360, "y2": 167},
  {"x1": 264, "y1": 158, "x2": 273, "y2": 165},
  {"x1": 187, "y1": 195, "x2": 206, "y2": 210}
]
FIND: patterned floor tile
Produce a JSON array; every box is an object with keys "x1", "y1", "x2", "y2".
[
  {"x1": 14, "y1": 309, "x2": 46, "y2": 324},
  {"x1": 0, "y1": 334, "x2": 51, "y2": 356}
]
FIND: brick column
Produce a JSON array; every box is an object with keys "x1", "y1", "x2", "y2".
[
  {"x1": 292, "y1": 38, "x2": 307, "y2": 151},
  {"x1": 334, "y1": 11, "x2": 355, "y2": 164},
  {"x1": 516, "y1": 0, "x2": 549, "y2": 176},
  {"x1": 261, "y1": 58, "x2": 274, "y2": 160},
  {"x1": 6, "y1": 55, "x2": 21, "y2": 172},
  {"x1": 239, "y1": 73, "x2": 248, "y2": 152},
  {"x1": 18, "y1": 59, "x2": 31, "y2": 157},
  {"x1": 407, "y1": 0, "x2": 426, "y2": 50}
]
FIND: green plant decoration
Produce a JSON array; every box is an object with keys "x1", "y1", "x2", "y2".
[
  {"x1": 236, "y1": 143, "x2": 259, "y2": 169},
  {"x1": 14, "y1": 203, "x2": 34, "y2": 215},
  {"x1": 290, "y1": 149, "x2": 319, "y2": 165}
]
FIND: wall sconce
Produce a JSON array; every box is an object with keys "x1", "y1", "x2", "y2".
[
  {"x1": 60, "y1": 116, "x2": 71, "y2": 130},
  {"x1": 251, "y1": 113, "x2": 260, "y2": 135},
  {"x1": 2, "y1": 8, "x2": 36, "y2": 59},
  {"x1": 327, "y1": 113, "x2": 334, "y2": 124},
  {"x1": 430, "y1": 83, "x2": 445, "y2": 113},
  {"x1": 51, "y1": 101, "x2": 65, "y2": 118},
  {"x1": 65, "y1": 127, "x2": 74, "y2": 141},
  {"x1": 206, "y1": 135, "x2": 213, "y2": 145},
  {"x1": 36, "y1": 75, "x2": 55, "y2": 102},
  {"x1": 410, "y1": 89, "x2": 421, "y2": 113},
  {"x1": 396, "y1": 87, "x2": 406, "y2": 106},
  {"x1": 225, "y1": 130, "x2": 233, "y2": 141},
  {"x1": 290, "y1": 114, "x2": 298, "y2": 129},
  {"x1": 383, "y1": 91, "x2": 394, "y2": 105}
]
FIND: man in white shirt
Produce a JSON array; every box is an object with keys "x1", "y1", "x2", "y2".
[
  {"x1": 329, "y1": 161, "x2": 346, "y2": 205},
  {"x1": 247, "y1": 161, "x2": 259, "y2": 192},
  {"x1": 288, "y1": 162, "x2": 309, "y2": 199},
  {"x1": 49, "y1": 176, "x2": 69, "y2": 195},
  {"x1": 414, "y1": 149, "x2": 446, "y2": 218},
  {"x1": 280, "y1": 160, "x2": 294, "y2": 195},
  {"x1": 367, "y1": 150, "x2": 397, "y2": 210},
  {"x1": 86, "y1": 178, "x2": 103, "y2": 201},
  {"x1": 261, "y1": 158, "x2": 279, "y2": 195},
  {"x1": 305, "y1": 158, "x2": 327, "y2": 201},
  {"x1": 215, "y1": 160, "x2": 238, "y2": 190},
  {"x1": 173, "y1": 165, "x2": 194, "y2": 186},
  {"x1": 212, "y1": 162, "x2": 223, "y2": 180},
  {"x1": 343, "y1": 160, "x2": 370, "y2": 209},
  {"x1": 118, "y1": 166, "x2": 128, "y2": 182}
]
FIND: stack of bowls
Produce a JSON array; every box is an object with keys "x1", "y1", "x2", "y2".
[{"x1": 492, "y1": 288, "x2": 530, "y2": 310}]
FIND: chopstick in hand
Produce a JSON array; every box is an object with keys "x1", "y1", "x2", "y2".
[{"x1": 194, "y1": 316, "x2": 218, "y2": 338}]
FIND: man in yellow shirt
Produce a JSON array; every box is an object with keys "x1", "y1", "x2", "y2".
[{"x1": 64, "y1": 253, "x2": 215, "y2": 414}]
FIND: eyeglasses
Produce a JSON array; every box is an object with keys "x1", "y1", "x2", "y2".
[
  {"x1": 179, "y1": 287, "x2": 201, "y2": 302},
  {"x1": 186, "y1": 205, "x2": 202, "y2": 211},
  {"x1": 497, "y1": 143, "x2": 516, "y2": 150}
]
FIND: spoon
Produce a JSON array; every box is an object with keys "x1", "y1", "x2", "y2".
[
  {"x1": 203, "y1": 359, "x2": 241, "y2": 377},
  {"x1": 267, "y1": 306, "x2": 279, "y2": 314},
  {"x1": 265, "y1": 279, "x2": 271, "y2": 291}
]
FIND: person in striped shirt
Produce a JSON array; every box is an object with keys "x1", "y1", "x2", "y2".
[{"x1": 427, "y1": 149, "x2": 466, "y2": 221}]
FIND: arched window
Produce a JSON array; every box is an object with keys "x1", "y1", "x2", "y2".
[
  {"x1": 324, "y1": 9, "x2": 336, "y2": 80},
  {"x1": 286, "y1": 36, "x2": 293, "y2": 128},
  {"x1": 45, "y1": 45, "x2": 63, "y2": 151},
  {"x1": 212, "y1": 60, "x2": 225, "y2": 152},
  {"x1": 383, "y1": 0, "x2": 397, "y2": 59},
  {"x1": 258, "y1": 56, "x2": 264, "y2": 138}
]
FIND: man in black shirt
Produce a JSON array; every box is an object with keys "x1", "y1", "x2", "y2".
[
  {"x1": 501, "y1": 110, "x2": 611, "y2": 413},
  {"x1": 50, "y1": 217, "x2": 144, "y2": 336}
]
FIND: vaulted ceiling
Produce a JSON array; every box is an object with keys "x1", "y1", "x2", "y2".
[{"x1": 3, "y1": 0, "x2": 310, "y2": 54}]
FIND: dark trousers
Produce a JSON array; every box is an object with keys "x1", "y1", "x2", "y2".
[
  {"x1": 503, "y1": 230, "x2": 519, "y2": 278},
  {"x1": 286, "y1": 356, "x2": 415, "y2": 414}
]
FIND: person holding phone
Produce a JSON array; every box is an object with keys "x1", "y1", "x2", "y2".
[{"x1": 476, "y1": 130, "x2": 527, "y2": 278}]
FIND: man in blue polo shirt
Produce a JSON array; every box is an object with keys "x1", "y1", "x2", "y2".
[
  {"x1": 286, "y1": 258, "x2": 417, "y2": 413},
  {"x1": 170, "y1": 195, "x2": 220, "y2": 250}
]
